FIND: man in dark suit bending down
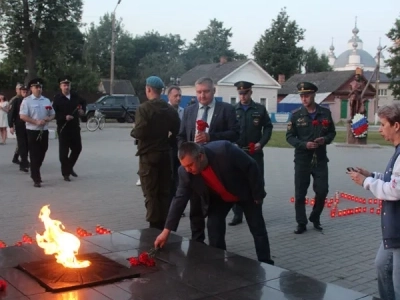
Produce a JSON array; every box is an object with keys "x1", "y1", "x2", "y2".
[
  {"x1": 154, "y1": 141, "x2": 274, "y2": 265},
  {"x1": 177, "y1": 77, "x2": 240, "y2": 243}
]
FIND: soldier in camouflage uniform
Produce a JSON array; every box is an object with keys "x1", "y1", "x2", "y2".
[
  {"x1": 286, "y1": 82, "x2": 336, "y2": 234},
  {"x1": 131, "y1": 76, "x2": 181, "y2": 230},
  {"x1": 229, "y1": 81, "x2": 273, "y2": 226}
]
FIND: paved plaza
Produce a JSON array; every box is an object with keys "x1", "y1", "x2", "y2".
[{"x1": 1, "y1": 124, "x2": 388, "y2": 298}]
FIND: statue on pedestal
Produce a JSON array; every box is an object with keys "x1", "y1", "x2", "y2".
[{"x1": 348, "y1": 67, "x2": 367, "y2": 119}]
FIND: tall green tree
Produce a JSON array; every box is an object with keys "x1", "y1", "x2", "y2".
[
  {"x1": 0, "y1": 0, "x2": 84, "y2": 82},
  {"x1": 303, "y1": 47, "x2": 332, "y2": 73},
  {"x1": 386, "y1": 17, "x2": 400, "y2": 99},
  {"x1": 182, "y1": 19, "x2": 246, "y2": 70},
  {"x1": 252, "y1": 7, "x2": 305, "y2": 80}
]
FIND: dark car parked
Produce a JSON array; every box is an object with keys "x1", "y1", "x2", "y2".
[{"x1": 84, "y1": 94, "x2": 140, "y2": 123}]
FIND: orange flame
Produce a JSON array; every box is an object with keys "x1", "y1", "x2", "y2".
[{"x1": 36, "y1": 205, "x2": 90, "y2": 268}]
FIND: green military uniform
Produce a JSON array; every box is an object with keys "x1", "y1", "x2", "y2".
[
  {"x1": 131, "y1": 76, "x2": 180, "y2": 230},
  {"x1": 286, "y1": 82, "x2": 336, "y2": 233},
  {"x1": 230, "y1": 81, "x2": 273, "y2": 225}
]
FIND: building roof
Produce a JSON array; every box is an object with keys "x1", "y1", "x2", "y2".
[
  {"x1": 362, "y1": 71, "x2": 391, "y2": 83},
  {"x1": 180, "y1": 60, "x2": 248, "y2": 86},
  {"x1": 333, "y1": 49, "x2": 377, "y2": 69},
  {"x1": 279, "y1": 70, "x2": 356, "y2": 95},
  {"x1": 99, "y1": 79, "x2": 135, "y2": 94}
]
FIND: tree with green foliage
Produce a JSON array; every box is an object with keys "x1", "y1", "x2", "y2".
[
  {"x1": 386, "y1": 16, "x2": 400, "y2": 99},
  {"x1": 253, "y1": 7, "x2": 305, "y2": 80},
  {"x1": 303, "y1": 47, "x2": 332, "y2": 73},
  {"x1": 182, "y1": 19, "x2": 246, "y2": 70}
]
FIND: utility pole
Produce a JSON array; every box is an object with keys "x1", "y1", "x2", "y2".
[{"x1": 110, "y1": 0, "x2": 122, "y2": 95}]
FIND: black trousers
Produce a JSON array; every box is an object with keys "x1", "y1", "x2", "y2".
[
  {"x1": 207, "y1": 193, "x2": 272, "y2": 263},
  {"x1": 57, "y1": 128, "x2": 82, "y2": 176},
  {"x1": 294, "y1": 162, "x2": 329, "y2": 226},
  {"x1": 15, "y1": 125, "x2": 29, "y2": 169},
  {"x1": 27, "y1": 130, "x2": 49, "y2": 182},
  {"x1": 232, "y1": 152, "x2": 265, "y2": 220},
  {"x1": 190, "y1": 193, "x2": 206, "y2": 242}
]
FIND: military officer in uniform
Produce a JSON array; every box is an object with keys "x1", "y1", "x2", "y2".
[
  {"x1": 131, "y1": 76, "x2": 181, "y2": 230},
  {"x1": 52, "y1": 76, "x2": 86, "y2": 181},
  {"x1": 20, "y1": 78, "x2": 55, "y2": 187},
  {"x1": 8, "y1": 85, "x2": 30, "y2": 172},
  {"x1": 286, "y1": 82, "x2": 336, "y2": 234},
  {"x1": 229, "y1": 81, "x2": 273, "y2": 226}
]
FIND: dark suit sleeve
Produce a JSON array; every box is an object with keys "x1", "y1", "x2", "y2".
[
  {"x1": 131, "y1": 105, "x2": 148, "y2": 140},
  {"x1": 177, "y1": 107, "x2": 190, "y2": 147},
  {"x1": 164, "y1": 167, "x2": 192, "y2": 231},
  {"x1": 227, "y1": 143, "x2": 266, "y2": 200},
  {"x1": 323, "y1": 111, "x2": 336, "y2": 145},
  {"x1": 52, "y1": 97, "x2": 66, "y2": 122},
  {"x1": 286, "y1": 114, "x2": 307, "y2": 149},
  {"x1": 208, "y1": 104, "x2": 239, "y2": 143},
  {"x1": 258, "y1": 107, "x2": 273, "y2": 147}
]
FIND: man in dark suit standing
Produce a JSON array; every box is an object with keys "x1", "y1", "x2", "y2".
[
  {"x1": 154, "y1": 141, "x2": 273, "y2": 265},
  {"x1": 177, "y1": 77, "x2": 239, "y2": 243},
  {"x1": 52, "y1": 76, "x2": 86, "y2": 181}
]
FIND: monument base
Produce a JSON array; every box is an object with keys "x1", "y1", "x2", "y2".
[{"x1": 346, "y1": 122, "x2": 367, "y2": 145}]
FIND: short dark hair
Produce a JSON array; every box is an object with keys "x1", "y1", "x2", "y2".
[
  {"x1": 167, "y1": 85, "x2": 181, "y2": 95},
  {"x1": 178, "y1": 142, "x2": 204, "y2": 160},
  {"x1": 377, "y1": 103, "x2": 400, "y2": 125}
]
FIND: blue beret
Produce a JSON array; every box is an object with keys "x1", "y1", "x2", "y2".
[{"x1": 146, "y1": 76, "x2": 165, "y2": 89}]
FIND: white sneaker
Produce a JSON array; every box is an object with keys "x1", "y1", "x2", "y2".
[{"x1": 136, "y1": 178, "x2": 141, "y2": 186}]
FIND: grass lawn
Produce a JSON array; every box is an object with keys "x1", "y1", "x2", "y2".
[{"x1": 266, "y1": 131, "x2": 392, "y2": 148}]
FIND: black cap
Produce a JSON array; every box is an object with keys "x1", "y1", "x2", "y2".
[
  {"x1": 297, "y1": 82, "x2": 318, "y2": 95},
  {"x1": 28, "y1": 78, "x2": 44, "y2": 88},
  {"x1": 234, "y1": 81, "x2": 254, "y2": 92},
  {"x1": 20, "y1": 85, "x2": 28, "y2": 90},
  {"x1": 58, "y1": 76, "x2": 72, "y2": 84}
]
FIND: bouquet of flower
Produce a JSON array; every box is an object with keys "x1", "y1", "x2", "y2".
[
  {"x1": 37, "y1": 105, "x2": 53, "y2": 141},
  {"x1": 127, "y1": 248, "x2": 158, "y2": 267},
  {"x1": 242, "y1": 142, "x2": 256, "y2": 155},
  {"x1": 59, "y1": 104, "x2": 82, "y2": 134},
  {"x1": 196, "y1": 119, "x2": 209, "y2": 132},
  {"x1": 310, "y1": 119, "x2": 330, "y2": 167}
]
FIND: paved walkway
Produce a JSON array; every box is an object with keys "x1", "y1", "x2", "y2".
[{"x1": 1, "y1": 127, "x2": 388, "y2": 298}]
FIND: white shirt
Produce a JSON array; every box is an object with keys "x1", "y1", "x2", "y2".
[
  {"x1": 196, "y1": 99, "x2": 216, "y2": 133},
  {"x1": 20, "y1": 94, "x2": 55, "y2": 130},
  {"x1": 168, "y1": 102, "x2": 184, "y2": 120},
  {"x1": 363, "y1": 155, "x2": 400, "y2": 201}
]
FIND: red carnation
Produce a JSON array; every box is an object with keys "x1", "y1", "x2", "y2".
[
  {"x1": 321, "y1": 119, "x2": 329, "y2": 127},
  {"x1": 145, "y1": 258, "x2": 156, "y2": 267},
  {"x1": 128, "y1": 257, "x2": 141, "y2": 266},
  {"x1": 0, "y1": 279, "x2": 7, "y2": 292},
  {"x1": 45, "y1": 106, "x2": 52, "y2": 110},
  {"x1": 138, "y1": 252, "x2": 150, "y2": 264},
  {"x1": 248, "y1": 142, "x2": 256, "y2": 155},
  {"x1": 196, "y1": 120, "x2": 209, "y2": 132},
  {"x1": 312, "y1": 120, "x2": 319, "y2": 126}
]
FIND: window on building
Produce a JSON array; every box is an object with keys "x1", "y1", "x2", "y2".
[
  {"x1": 260, "y1": 98, "x2": 267, "y2": 108},
  {"x1": 378, "y1": 89, "x2": 388, "y2": 96},
  {"x1": 230, "y1": 97, "x2": 236, "y2": 105}
]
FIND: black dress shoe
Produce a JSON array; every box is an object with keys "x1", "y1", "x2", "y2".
[
  {"x1": 70, "y1": 170, "x2": 78, "y2": 177},
  {"x1": 228, "y1": 219, "x2": 243, "y2": 226},
  {"x1": 260, "y1": 259, "x2": 275, "y2": 265},
  {"x1": 64, "y1": 176, "x2": 71, "y2": 182},
  {"x1": 313, "y1": 223, "x2": 323, "y2": 231},
  {"x1": 294, "y1": 225, "x2": 307, "y2": 234},
  {"x1": 12, "y1": 159, "x2": 20, "y2": 165},
  {"x1": 34, "y1": 182, "x2": 41, "y2": 188},
  {"x1": 20, "y1": 168, "x2": 29, "y2": 173}
]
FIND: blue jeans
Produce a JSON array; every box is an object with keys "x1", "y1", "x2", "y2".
[{"x1": 375, "y1": 242, "x2": 400, "y2": 300}]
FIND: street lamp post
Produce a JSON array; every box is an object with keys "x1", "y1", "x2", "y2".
[{"x1": 110, "y1": 0, "x2": 122, "y2": 95}]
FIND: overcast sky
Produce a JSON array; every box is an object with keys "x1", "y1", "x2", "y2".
[{"x1": 82, "y1": 0, "x2": 399, "y2": 59}]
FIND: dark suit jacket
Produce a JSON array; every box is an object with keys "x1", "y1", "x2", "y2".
[
  {"x1": 177, "y1": 101, "x2": 239, "y2": 146},
  {"x1": 164, "y1": 140, "x2": 266, "y2": 231}
]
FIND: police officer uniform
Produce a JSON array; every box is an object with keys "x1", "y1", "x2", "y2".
[
  {"x1": 52, "y1": 76, "x2": 86, "y2": 181},
  {"x1": 286, "y1": 82, "x2": 336, "y2": 234},
  {"x1": 131, "y1": 76, "x2": 181, "y2": 230},
  {"x1": 20, "y1": 78, "x2": 55, "y2": 187},
  {"x1": 8, "y1": 85, "x2": 30, "y2": 172},
  {"x1": 229, "y1": 81, "x2": 273, "y2": 225}
]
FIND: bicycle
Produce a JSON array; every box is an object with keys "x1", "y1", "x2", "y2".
[{"x1": 86, "y1": 109, "x2": 105, "y2": 132}]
